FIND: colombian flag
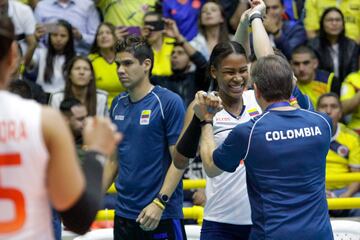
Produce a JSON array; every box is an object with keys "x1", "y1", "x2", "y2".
[
  {"x1": 248, "y1": 108, "x2": 259, "y2": 117},
  {"x1": 141, "y1": 110, "x2": 151, "y2": 119},
  {"x1": 140, "y1": 110, "x2": 151, "y2": 125}
]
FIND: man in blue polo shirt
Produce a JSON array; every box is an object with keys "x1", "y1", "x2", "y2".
[
  {"x1": 109, "y1": 36, "x2": 187, "y2": 240},
  {"x1": 194, "y1": 55, "x2": 334, "y2": 239}
]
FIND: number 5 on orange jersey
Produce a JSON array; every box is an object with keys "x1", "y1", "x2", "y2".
[{"x1": 0, "y1": 154, "x2": 26, "y2": 233}]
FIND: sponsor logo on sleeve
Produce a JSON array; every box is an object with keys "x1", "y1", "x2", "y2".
[{"x1": 114, "y1": 115, "x2": 124, "y2": 121}]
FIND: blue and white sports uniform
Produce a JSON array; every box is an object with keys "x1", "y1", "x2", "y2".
[
  {"x1": 213, "y1": 105, "x2": 333, "y2": 240},
  {"x1": 110, "y1": 86, "x2": 185, "y2": 220},
  {"x1": 200, "y1": 90, "x2": 260, "y2": 240}
]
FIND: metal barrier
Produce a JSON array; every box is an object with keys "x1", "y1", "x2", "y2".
[
  {"x1": 100, "y1": 173, "x2": 360, "y2": 223},
  {"x1": 96, "y1": 197, "x2": 360, "y2": 223},
  {"x1": 106, "y1": 179, "x2": 207, "y2": 194},
  {"x1": 328, "y1": 198, "x2": 360, "y2": 210},
  {"x1": 107, "y1": 173, "x2": 360, "y2": 193},
  {"x1": 326, "y1": 173, "x2": 360, "y2": 183}
]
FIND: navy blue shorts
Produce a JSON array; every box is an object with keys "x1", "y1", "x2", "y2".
[
  {"x1": 200, "y1": 219, "x2": 252, "y2": 240},
  {"x1": 114, "y1": 215, "x2": 187, "y2": 240}
]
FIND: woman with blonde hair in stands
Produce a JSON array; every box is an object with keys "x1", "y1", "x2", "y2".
[
  {"x1": 89, "y1": 22, "x2": 126, "y2": 107},
  {"x1": 190, "y1": 0, "x2": 230, "y2": 60},
  {"x1": 49, "y1": 56, "x2": 108, "y2": 116}
]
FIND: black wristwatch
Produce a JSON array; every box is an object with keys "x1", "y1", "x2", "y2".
[{"x1": 157, "y1": 193, "x2": 170, "y2": 206}]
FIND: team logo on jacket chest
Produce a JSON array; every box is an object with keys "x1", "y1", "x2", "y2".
[
  {"x1": 140, "y1": 110, "x2": 151, "y2": 125},
  {"x1": 337, "y1": 145, "x2": 349, "y2": 158}
]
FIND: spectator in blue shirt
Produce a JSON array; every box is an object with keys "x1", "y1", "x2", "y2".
[
  {"x1": 263, "y1": 0, "x2": 306, "y2": 59},
  {"x1": 163, "y1": 0, "x2": 205, "y2": 41}
]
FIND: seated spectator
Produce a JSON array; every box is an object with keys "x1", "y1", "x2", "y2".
[
  {"x1": 163, "y1": 0, "x2": 204, "y2": 41},
  {"x1": 190, "y1": 0, "x2": 230, "y2": 60},
  {"x1": 142, "y1": 11, "x2": 176, "y2": 77},
  {"x1": 60, "y1": 97, "x2": 88, "y2": 156},
  {"x1": 0, "y1": 0, "x2": 37, "y2": 67},
  {"x1": 229, "y1": 0, "x2": 304, "y2": 32},
  {"x1": 27, "y1": 20, "x2": 75, "y2": 94},
  {"x1": 89, "y1": 22, "x2": 126, "y2": 108},
  {"x1": 340, "y1": 70, "x2": 360, "y2": 134},
  {"x1": 49, "y1": 56, "x2": 108, "y2": 116},
  {"x1": 317, "y1": 93, "x2": 360, "y2": 217},
  {"x1": 308, "y1": 7, "x2": 359, "y2": 84},
  {"x1": 95, "y1": 0, "x2": 155, "y2": 28},
  {"x1": 304, "y1": 0, "x2": 360, "y2": 43},
  {"x1": 291, "y1": 45, "x2": 340, "y2": 106},
  {"x1": 34, "y1": 0, "x2": 100, "y2": 55},
  {"x1": 152, "y1": 19, "x2": 208, "y2": 107},
  {"x1": 262, "y1": 0, "x2": 306, "y2": 59}
]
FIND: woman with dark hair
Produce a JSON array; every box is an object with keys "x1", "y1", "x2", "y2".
[
  {"x1": 49, "y1": 56, "x2": 108, "y2": 116},
  {"x1": 27, "y1": 19, "x2": 76, "y2": 93},
  {"x1": 190, "y1": 0, "x2": 230, "y2": 60},
  {"x1": 308, "y1": 7, "x2": 359, "y2": 88},
  {"x1": 174, "y1": 1, "x2": 273, "y2": 239},
  {"x1": 89, "y1": 22, "x2": 125, "y2": 107}
]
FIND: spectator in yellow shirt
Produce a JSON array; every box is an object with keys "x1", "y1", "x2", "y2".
[
  {"x1": 304, "y1": 0, "x2": 360, "y2": 43},
  {"x1": 317, "y1": 93, "x2": 360, "y2": 217},
  {"x1": 89, "y1": 22, "x2": 126, "y2": 107},
  {"x1": 291, "y1": 45, "x2": 340, "y2": 107},
  {"x1": 340, "y1": 70, "x2": 360, "y2": 134},
  {"x1": 95, "y1": 0, "x2": 155, "y2": 27}
]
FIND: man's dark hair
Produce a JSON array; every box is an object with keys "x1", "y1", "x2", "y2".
[
  {"x1": 0, "y1": 16, "x2": 15, "y2": 62},
  {"x1": 291, "y1": 45, "x2": 317, "y2": 59},
  {"x1": 8, "y1": 80, "x2": 33, "y2": 99},
  {"x1": 60, "y1": 97, "x2": 82, "y2": 116},
  {"x1": 317, "y1": 92, "x2": 341, "y2": 110},
  {"x1": 115, "y1": 36, "x2": 154, "y2": 76},
  {"x1": 251, "y1": 55, "x2": 293, "y2": 101}
]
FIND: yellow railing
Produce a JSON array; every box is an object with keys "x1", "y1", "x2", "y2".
[
  {"x1": 100, "y1": 173, "x2": 360, "y2": 223},
  {"x1": 96, "y1": 206, "x2": 204, "y2": 224},
  {"x1": 96, "y1": 197, "x2": 360, "y2": 224},
  {"x1": 327, "y1": 198, "x2": 360, "y2": 210},
  {"x1": 107, "y1": 173, "x2": 360, "y2": 193},
  {"x1": 107, "y1": 179, "x2": 207, "y2": 194},
  {"x1": 326, "y1": 173, "x2": 360, "y2": 183}
]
